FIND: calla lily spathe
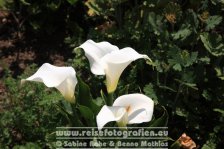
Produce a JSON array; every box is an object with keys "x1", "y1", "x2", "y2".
[
  {"x1": 22, "y1": 63, "x2": 77, "y2": 103},
  {"x1": 77, "y1": 40, "x2": 151, "y2": 93},
  {"x1": 96, "y1": 94, "x2": 154, "y2": 130}
]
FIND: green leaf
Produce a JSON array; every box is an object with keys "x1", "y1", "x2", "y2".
[
  {"x1": 77, "y1": 77, "x2": 101, "y2": 114},
  {"x1": 100, "y1": 90, "x2": 107, "y2": 105},
  {"x1": 202, "y1": 144, "x2": 216, "y2": 149},
  {"x1": 174, "y1": 79, "x2": 198, "y2": 90},
  {"x1": 77, "y1": 77, "x2": 92, "y2": 108},
  {"x1": 66, "y1": 0, "x2": 78, "y2": 5},
  {"x1": 47, "y1": 0, "x2": 61, "y2": 11},
  {"x1": 202, "y1": 90, "x2": 212, "y2": 101},
  {"x1": 158, "y1": 85, "x2": 177, "y2": 92},
  {"x1": 168, "y1": 46, "x2": 197, "y2": 71},
  {"x1": 19, "y1": 0, "x2": 30, "y2": 6},
  {"x1": 78, "y1": 105, "x2": 95, "y2": 126},
  {"x1": 185, "y1": 51, "x2": 198, "y2": 67},
  {"x1": 200, "y1": 33, "x2": 224, "y2": 56},
  {"x1": 213, "y1": 108, "x2": 224, "y2": 116},
  {"x1": 55, "y1": 104, "x2": 72, "y2": 121},
  {"x1": 201, "y1": 132, "x2": 218, "y2": 149},
  {"x1": 149, "y1": 60, "x2": 163, "y2": 72},
  {"x1": 176, "y1": 107, "x2": 188, "y2": 117},
  {"x1": 172, "y1": 25, "x2": 192, "y2": 41},
  {"x1": 211, "y1": 0, "x2": 224, "y2": 5},
  {"x1": 173, "y1": 63, "x2": 182, "y2": 71},
  {"x1": 118, "y1": 84, "x2": 129, "y2": 96},
  {"x1": 143, "y1": 83, "x2": 158, "y2": 104},
  {"x1": 199, "y1": 57, "x2": 210, "y2": 64},
  {"x1": 61, "y1": 100, "x2": 73, "y2": 114},
  {"x1": 214, "y1": 67, "x2": 224, "y2": 80},
  {"x1": 147, "y1": 12, "x2": 164, "y2": 35},
  {"x1": 205, "y1": 15, "x2": 222, "y2": 31},
  {"x1": 90, "y1": 99, "x2": 102, "y2": 116},
  {"x1": 149, "y1": 106, "x2": 168, "y2": 127},
  {"x1": 55, "y1": 99, "x2": 84, "y2": 126},
  {"x1": 186, "y1": 9, "x2": 199, "y2": 29},
  {"x1": 93, "y1": 97, "x2": 104, "y2": 107},
  {"x1": 202, "y1": 136, "x2": 217, "y2": 149},
  {"x1": 170, "y1": 140, "x2": 181, "y2": 149}
]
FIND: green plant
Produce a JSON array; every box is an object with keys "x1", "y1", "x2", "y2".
[
  {"x1": 0, "y1": 65, "x2": 66, "y2": 148},
  {"x1": 0, "y1": 0, "x2": 224, "y2": 148},
  {"x1": 74, "y1": 0, "x2": 224, "y2": 147}
]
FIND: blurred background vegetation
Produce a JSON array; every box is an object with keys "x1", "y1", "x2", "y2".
[{"x1": 0, "y1": 0, "x2": 224, "y2": 148}]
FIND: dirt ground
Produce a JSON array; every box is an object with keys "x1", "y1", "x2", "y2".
[{"x1": 0, "y1": 10, "x2": 73, "y2": 112}]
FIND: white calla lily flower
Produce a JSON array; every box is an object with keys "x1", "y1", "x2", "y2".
[
  {"x1": 78, "y1": 40, "x2": 151, "y2": 93},
  {"x1": 96, "y1": 94, "x2": 154, "y2": 130},
  {"x1": 79, "y1": 39, "x2": 119, "y2": 75},
  {"x1": 22, "y1": 63, "x2": 77, "y2": 103}
]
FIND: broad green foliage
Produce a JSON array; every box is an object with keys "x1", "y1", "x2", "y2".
[
  {"x1": 79, "y1": 0, "x2": 224, "y2": 147},
  {"x1": 149, "y1": 106, "x2": 168, "y2": 127},
  {"x1": 168, "y1": 46, "x2": 198, "y2": 71},
  {"x1": 0, "y1": 0, "x2": 224, "y2": 148},
  {"x1": 200, "y1": 32, "x2": 224, "y2": 56},
  {"x1": 205, "y1": 15, "x2": 222, "y2": 31},
  {"x1": 0, "y1": 66, "x2": 65, "y2": 148},
  {"x1": 143, "y1": 83, "x2": 158, "y2": 104}
]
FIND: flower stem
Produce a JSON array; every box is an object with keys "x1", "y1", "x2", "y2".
[{"x1": 107, "y1": 92, "x2": 114, "y2": 106}]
